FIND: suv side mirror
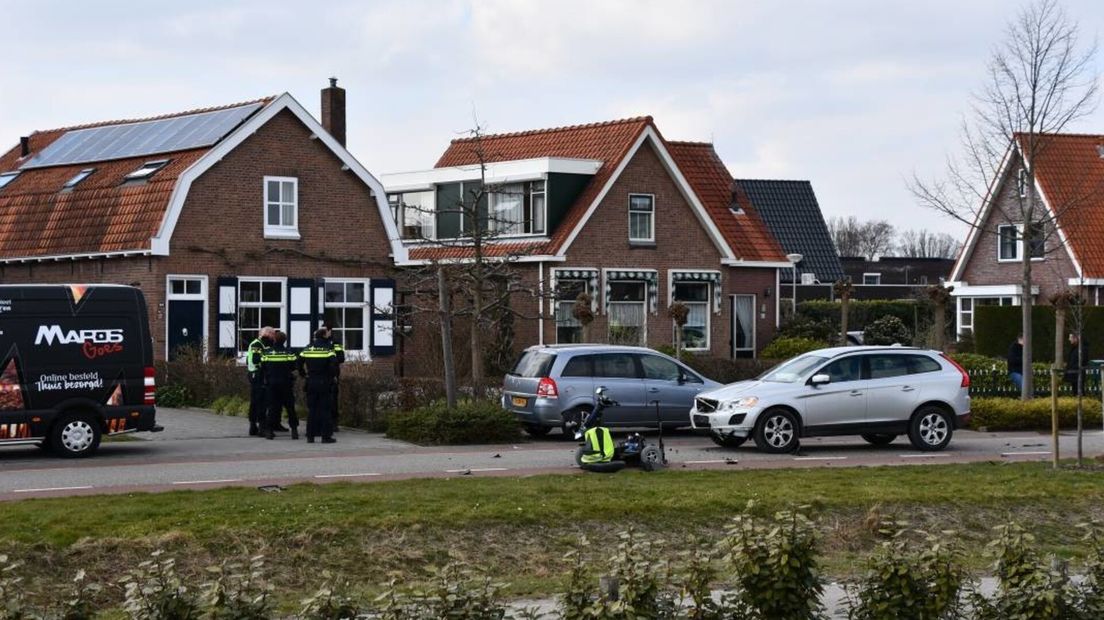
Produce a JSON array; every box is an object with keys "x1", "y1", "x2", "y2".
[{"x1": 810, "y1": 373, "x2": 830, "y2": 386}]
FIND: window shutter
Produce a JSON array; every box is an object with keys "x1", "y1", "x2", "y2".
[
  {"x1": 216, "y1": 276, "x2": 237, "y2": 356},
  {"x1": 288, "y1": 278, "x2": 316, "y2": 350},
  {"x1": 369, "y1": 278, "x2": 396, "y2": 357}
]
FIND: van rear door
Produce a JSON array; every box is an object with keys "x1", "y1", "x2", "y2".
[{"x1": 503, "y1": 350, "x2": 557, "y2": 413}]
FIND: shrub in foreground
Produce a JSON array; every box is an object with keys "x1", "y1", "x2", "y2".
[
  {"x1": 386, "y1": 399, "x2": 520, "y2": 445},
  {"x1": 969, "y1": 397, "x2": 1102, "y2": 431},
  {"x1": 760, "y1": 337, "x2": 827, "y2": 360}
]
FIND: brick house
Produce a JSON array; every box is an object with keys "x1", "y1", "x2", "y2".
[
  {"x1": 382, "y1": 117, "x2": 790, "y2": 366},
  {"x1": 947, "y1": 133, "x2": 1104, "y2": 337},
  {"x1": 0, "y1": 81, "x2": 403, "y2": 363}
]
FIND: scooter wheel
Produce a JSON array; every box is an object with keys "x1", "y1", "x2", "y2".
[
  {"x1": 640, "y1": 445, "x2": 666, "y2": 471},
  {"x1": 574, "y1": 446, "x2": 587, "y2": 467}
]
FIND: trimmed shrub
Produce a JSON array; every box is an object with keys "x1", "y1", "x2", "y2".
[
  {"x1": 761, "y1": 337, "x2": 827, "y2": 360},
  {"x1": 155, "y1": 346, "x2": 248, "y2": 408},
  {"x1": 969, "y1": 397, "x2": 1102, "y2": 431},
  {"x1": 386, "y1": 399, "x2": 520, "y2": 445},
  {"x1": 210, "y1": 395, "x2": 250, "y2": 417},
  {"x1": 681, "y1": 356, "x2": 779, "y2": 384},
  {"x1": 863, "y1": 315, "x2": 912, "y2": 345},
  {"x1": 155, "y1": 384, "x2": 193, "y2": 409},
  {"x1": 798, "y1": 299, "x2": 923, "y2": 332},
  {"x1": 334, "y1": 364, "x2": 397, "y2": 431},
  {"x1": 778, "y1": 314, "x2": 838, "y2": 343}
]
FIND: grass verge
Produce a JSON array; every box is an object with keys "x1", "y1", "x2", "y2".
[{"x1": 5, "y1": 462, "x2": 1104, "y2": 606}]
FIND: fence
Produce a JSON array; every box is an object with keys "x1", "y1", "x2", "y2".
[{"x1": 968, "y1": 367, "x2": 1102, "y2": 398}]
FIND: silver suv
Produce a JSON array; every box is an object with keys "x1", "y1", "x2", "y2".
[
  {"x1": 690, "y1": 346, "x2": 971, "y2": 453},
  {"x1": 502, "y1": 345, "x2": 722, "y2": 437}
]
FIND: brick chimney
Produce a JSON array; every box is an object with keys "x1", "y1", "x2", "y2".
[{"x1": 321, "y1": 77, "x2": 346, "y2": 147}]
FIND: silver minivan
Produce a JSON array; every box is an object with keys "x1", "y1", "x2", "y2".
[{"x1": 502, "y1": 345, "x2": 722, "y2": 437}]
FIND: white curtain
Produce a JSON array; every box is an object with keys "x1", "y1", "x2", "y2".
[{"x1": 489, "y1": 184, "x2": 524, "y2": 234}]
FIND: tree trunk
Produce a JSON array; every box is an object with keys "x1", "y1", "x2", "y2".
[
  {"x1": 1077, "y1": 323, "x2": 1084, "y2": 467},
  {"x1": 1021, "y1": 245, "x2": 1033, "y2": 400},
  {"x1": 438, "y1": 267, "x2": 457, "y2": 409},
  {"x1": 840, "y1": 293, "x2": 850, "y2": 345},
  {"x1": 470, "y1": 280, "x2": 484, "y2": 387},
  {"x1": 933, "y1": 299, "x2": 946, "y2": 352},
  {"x1": 674, "y1": 324, "x2": 682, "y2": 360},
  {"x1": 1052, "y1": 306, "x2": 1064, "y2": 469}
]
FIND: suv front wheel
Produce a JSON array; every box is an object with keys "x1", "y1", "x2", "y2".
[
  {"x1": 753, "y1": 409, "x2": 799, "y2": 454},
  {"x1": 908, "y1": 406, "x2": 953, "y2": 451}
]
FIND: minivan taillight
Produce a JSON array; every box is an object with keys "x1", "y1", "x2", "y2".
[
  {"x1": 144, "y1": 366, "x2": 157, "y2": 405},
  {"x1": 536, "y1": 377, "x2": 559, "y2": 399},
  {"x1": 940, "y1": 354, "x2": 970, "y2": 388}
]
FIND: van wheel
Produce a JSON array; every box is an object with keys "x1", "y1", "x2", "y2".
[
  {"x1": 561, "y1": 407, "x2": 590, "y2": 440},
  {"x1": 753, "y1": 409, "x2": 799, "y2": 454},
  {"x1": 50, "y1": 413, "x2": 102, "y2": 458},
  {"x1": 908, "y1": 406, "x2": 953, "y2": 451}
]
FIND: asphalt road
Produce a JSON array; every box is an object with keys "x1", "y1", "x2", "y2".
[{"x1": 1, "y1": 407, "x2": 1102, "y2": 500}]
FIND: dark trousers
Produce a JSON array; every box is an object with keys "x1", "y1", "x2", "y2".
[
  {"x1": 330, "y1": 381, "x2": 340, "y2": 428},
  {"x1": 248, "y1": 373, "x2": 267, "y2": 431},
  {"x1": 266, "y1": 382, "x2": 298, "y2": 431},
  {"x1": 306, "y1": 381, "x2": 334, "y2": 439}
]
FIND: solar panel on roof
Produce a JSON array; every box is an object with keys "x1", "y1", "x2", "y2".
[{"x1": 20, "y1": 103, "x2": 264, "y2": 170}]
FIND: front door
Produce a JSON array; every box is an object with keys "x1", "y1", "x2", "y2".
[{"x1": 166, "y1": 276, "x2": 207, "y2": 360}]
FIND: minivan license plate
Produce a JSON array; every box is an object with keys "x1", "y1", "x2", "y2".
[{"x1": 512, "y1": 396, "x2": 527, "y2": 407}]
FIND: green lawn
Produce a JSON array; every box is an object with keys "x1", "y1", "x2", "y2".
[{"x1": 5, "y1": 462, "x2": 1104, "y2": 604}]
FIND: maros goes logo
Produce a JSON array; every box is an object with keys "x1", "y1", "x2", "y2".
[{"x1": 35, "y1": 325, "x2": 125, "y2": 360}]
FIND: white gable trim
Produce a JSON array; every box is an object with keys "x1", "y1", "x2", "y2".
[
  {"x1": 149, "y1": 93, "x2": 408, "y2": 263},
  {"x1": 555, "y1": 126, "x2": 736, "y2": 260},
  {"x1": 949, "y1": 143, "x2": 1013, "y2": 282}
]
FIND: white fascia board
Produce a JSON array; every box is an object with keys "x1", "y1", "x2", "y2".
[
  {"x1": 949, "y1": 143, "x2": 1014, "y2": 282},
  {"x1": 381, "y1": 157, "x2": 603, "y2": 192},
  {"x1": 397, "y1": 254, "x2": 565, "y2": 267},
  {"x1": 0, "y1": 249, "x2": 151, "y2": 264},
  {"x1": 1068, "y1": 278, "x2": 1104, "y2": 286},
  {"x1": 556, "y1": 127, "x2": 737, "y2": 260},
  {"x1": 722, "y1": 259, "x2": 792, "y2": 268},
  {"x1": 150, "y1": 93, "x2": 409, "y2": 263},
  {"x1": 949, "y1": 284, "x2": 1039, "y2": 296}
]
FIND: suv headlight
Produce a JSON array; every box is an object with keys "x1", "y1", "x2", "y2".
[{"x1": 722, "y1": 396, "x2": 759, "y2": 410}]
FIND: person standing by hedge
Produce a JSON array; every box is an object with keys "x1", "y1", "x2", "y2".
[
  {"x1": 246, "y1": 326, "x2": 275, "y2": 437},
  {"x1": 1065, "y1": 332, "x2": 1090, "y2": 396},
  {"x1": 1007, "y1": 333, "x2": 1025, "y2": 391},
  {"x1": 262, "y1": 331, "x2": 299, "y2": 440},
  {"x1": 298, "y1": 329, "x2": 339, "y2": 444}
]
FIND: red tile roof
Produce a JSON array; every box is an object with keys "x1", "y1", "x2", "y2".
[
  {"x1": 1022, "y1": 133, "x2": 1104, "y2": 278},
  {"x1": 666, "y1": 141, "x2": 787, "y2": 262},
  {"x1": 0, "y1": 98, "x2": 272, "y2": 259},
  {"x1": 408, "y1": 239, "x2": 550, "y2": 261},
  {"x1": 416, "y1": 118, "x2": 785, "y2": 263}
]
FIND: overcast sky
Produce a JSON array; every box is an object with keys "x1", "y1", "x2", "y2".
[{"x1": 2, "y1": 0, "x2": 1103, "y2": 238}]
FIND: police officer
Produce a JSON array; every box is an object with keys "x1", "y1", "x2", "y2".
[
  {"x1": 298, "y1": 328, "x2": 339, "y2": 444},
  {"x1": 320, "y1": 325, "x2": 345, "y2": 430},
  {"x1": 262, "y1": 331, "x2": 299, "y2": 440},
  {"x1": 246, "y1": 326, "x2": 275, "y2": 436}
]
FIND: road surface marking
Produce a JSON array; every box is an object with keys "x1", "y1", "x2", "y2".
[
  {"x1": 684, "y1": 459, "x2": 730, "y2": 464},
  {"x1": 12, "y1": 485, "x2": 93, "y2": 493},
  {"x1": 314, "y1": 473, "x2": 382, "y2": 479},
  {"x1": 171, "y1": 479, "x2": 243, "y2": 485},
  {"x1": 900, "y1": 454, "x2": 951, "y2": 459},
  {"x1": 1001, "y1": 451, "x2": 1051, "y2": 457},
  {"x1": 445, "y1": 467, "x2": 509, "y2": 473},
  {"x1": 793, "y1": 456, "x2": 847, "y2": 461}
]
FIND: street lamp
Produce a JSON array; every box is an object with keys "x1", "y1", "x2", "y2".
[{"x1": 786, "y1": 253, "x2": 803, "y2": 318}]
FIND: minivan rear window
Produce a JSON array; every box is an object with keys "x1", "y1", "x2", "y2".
[{"x1": 509, "y1": 351, "x2": 557, "y2": 378}]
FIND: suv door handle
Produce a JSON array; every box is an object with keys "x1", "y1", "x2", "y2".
[
  {"x1": 849, "y1": 390, "x2": 863, "y2": 397},
  {"x1": 902, "y1": 386, "x2": 915, "y2": 392}
]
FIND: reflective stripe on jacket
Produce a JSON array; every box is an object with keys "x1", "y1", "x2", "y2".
[{"x1": 582, "y1": 427, "x2": 615, "y2": 464}]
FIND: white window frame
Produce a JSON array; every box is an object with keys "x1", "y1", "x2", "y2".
[
  {"x1": 672, "y1": 281, "x2": 711, "y2": 351},
  {"x1": 997, "y1": 223, "x2": 1045, "y2": 263},
  {"x1": 862, "y1": 273, "x2": 882, "y2": 285},
  {"x1": 607, "y1": 280, "x2": 648, "y2": 345},
  {"x1": 263, "y1": 176, "x2": 300, "y2": 239},
  {"x1": 628, "y1": 193, "x2": 655, "y2": 243},
  {"x1": 956, "y1": 295, "x2": 1017, "y2": 336},
  {"x1": 389, "y1": 190, "x2": 436, "y2": 241},
  {"x1": 236, "y1": 276, "x2": 287, "y2": 355},
  {"x1": 322, "y1": 278, "x2": 371, "y2": 360},
  {"x1": 165, "y1": 275, "x2": 209, "y2": 360}
]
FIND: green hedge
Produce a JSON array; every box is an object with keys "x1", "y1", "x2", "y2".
[
  {"x1": 974, "y1": 305, "x2": 1104, "y2": 363},
  {"x1": 386, "y1": 399, "x2": 520, "y2": 445},
  {"x1": 797, "y1": 299, "x2": 924, "y2": 331},
  {"x1": 969, "y1": 397, "x2": 1102, "y2": 431},
  {"x1": 760, "y1": 337, "x2": 827, "y2": 360}
]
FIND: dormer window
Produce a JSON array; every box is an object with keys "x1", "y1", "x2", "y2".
[
  {"x1": 124, "y1": 159, "x2": 170, "y2": 182},
  {"x1": 0, "y1": 171, "x2": 19, "y2": 191},
  {"x1": 63, "y1": 168, "x2": 95, "y2": 190}
]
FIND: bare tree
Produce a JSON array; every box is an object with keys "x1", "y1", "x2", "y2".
[
  {"x1": 397, "y1": 123, "x2": 551, "y2": 399},
  {"x1": 910, "y1": 0, "x2": 1099, "y2": 400},
  {"x1": 827, "y1": 216, "x2": 896, "y2": 259},
  {"x1": 896, "y1": 229, "x2": 962, "y2": 259}
]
